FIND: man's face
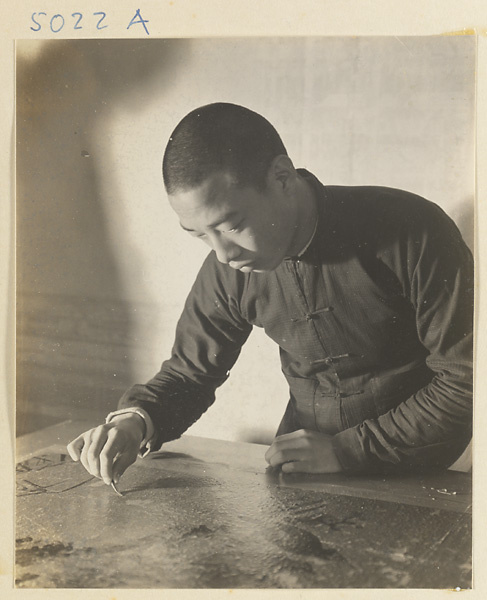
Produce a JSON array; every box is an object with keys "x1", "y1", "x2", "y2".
[{"x1": 169, "y1": 171, "x2": 298, "y2": 273}]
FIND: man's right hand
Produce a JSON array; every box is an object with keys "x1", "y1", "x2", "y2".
[{"x1": 66, "y1": 413, "x2": 145, "y2": 485}]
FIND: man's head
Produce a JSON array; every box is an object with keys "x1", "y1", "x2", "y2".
[
  {"x1": 162, "y1": 103, "x2": 288, "y2": 195},
  {"x1": 163, "y1": 103, "x2": 315, "y2": 272}
]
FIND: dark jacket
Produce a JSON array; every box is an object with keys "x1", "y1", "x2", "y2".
[{"x1": 120, "y1": 171, "x2": 473, "y2": 473}]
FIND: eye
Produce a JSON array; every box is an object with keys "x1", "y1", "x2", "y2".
[{"x1": 223, "y1": 220, "x2": 244, "y2": 234}]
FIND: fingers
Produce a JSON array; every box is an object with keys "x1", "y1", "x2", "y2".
[
  {"x1": 67, "y1": 425, "x2": 134, "y2": 485},
  {"x1": 99, "y1": 428, "x2": 127, "y2": 484},
  {"x1": 281, "y1": 460, "x2": 319, "y2": 474},
  {"x1": 264, "y1": 429, "x2": 342, "y2": 473},
  {"x1": 112, "y1": 450, "x2": 137, "y2": 485},
  {"x1": 93, "y1": 428, "x2": 117, "y2": 484},
  {"x1": 265, "y1": 429, "x2": 310, "y2": 467},
  {"x1": 266, "y1": 446, "x2": 306, "y2": 468},
  {"x1": 100, "y1": 429, "x2": 138, "y2": 484},
  {"x1": 67, "y1": 416, "x2": 145, "y2": 487},
  {"x1": 66, "y1": 433, "x2": 86, "y2": 461},
  {"x1": 85, "y1": 427, "x2": 108, "y2": 480},
  {"x1": 79, "y1": 429, "x2": 95, "y2": 477}
]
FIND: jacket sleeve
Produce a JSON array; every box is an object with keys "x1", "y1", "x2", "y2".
[
  {"x1": 332, "y1": 201, "x2": 474, "y2": 472},
  {"x1": 118, "y1": 253, "x2": 253, "y2": 450}
]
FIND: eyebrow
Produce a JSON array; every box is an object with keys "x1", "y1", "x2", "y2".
[{"x1": 180, "y1": 211, "x2": 240, "y2": 233}]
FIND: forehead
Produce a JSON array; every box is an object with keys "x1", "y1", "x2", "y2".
[{"x1": 169, "y1": 172, "x2": 254, "y2": 222}]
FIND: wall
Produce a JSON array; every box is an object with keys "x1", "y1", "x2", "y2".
[{"x1": 16, "y1": 37, "x2": 475, "y2": 441}]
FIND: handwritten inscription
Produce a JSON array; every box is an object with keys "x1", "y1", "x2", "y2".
[{"x1": 30, "y1": 9, "x2": 149, "y2": 34}]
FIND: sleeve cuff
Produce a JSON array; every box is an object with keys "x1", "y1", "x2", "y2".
[
  {"x1": 331, "y1": 427, "x2": 369, "y2": 472},
  {"x1": 105, "y1": 407, "x2": 156, "y2": 458}
]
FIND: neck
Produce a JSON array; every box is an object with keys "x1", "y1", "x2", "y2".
[{"x1": 286, "y1": 176, "x2": 318, "y2": 257}]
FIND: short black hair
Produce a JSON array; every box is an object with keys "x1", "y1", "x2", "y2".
[{"x1": 162, "y1": 103, "x2": 288, "y2": 194}]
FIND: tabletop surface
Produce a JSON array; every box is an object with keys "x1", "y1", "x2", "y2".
[{"x1": 15, "y1": 420, "x2": 472, "y2": 589}]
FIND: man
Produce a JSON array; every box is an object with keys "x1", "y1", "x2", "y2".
[{"x1": 67, "y1": 103, "x2": 473, "y2": 485}]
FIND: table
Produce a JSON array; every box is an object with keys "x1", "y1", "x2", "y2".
[{"x1": 16, "y1": 420, "x2": 472, "y2": 589}]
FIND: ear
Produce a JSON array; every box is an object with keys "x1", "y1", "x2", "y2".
[{"x1": 266, "y1": 155, "x2": 297, "y2": 192}]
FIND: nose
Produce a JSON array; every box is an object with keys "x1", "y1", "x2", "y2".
[{"x1": 213, "y1": 236, "x2": 241, "y2": 264}]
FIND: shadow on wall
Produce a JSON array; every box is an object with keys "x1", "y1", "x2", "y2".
[{"x1": 16, "y1": 39, "x2": 189, "y2": 435}]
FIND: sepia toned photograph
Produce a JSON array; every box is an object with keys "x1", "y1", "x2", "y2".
[{"x1": 15, "y1": 36, "x2": 474, "y2": 589}]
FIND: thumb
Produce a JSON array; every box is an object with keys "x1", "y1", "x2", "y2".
[{"x1": 112, "y1": 452, "x2": 136, "y2": 484}]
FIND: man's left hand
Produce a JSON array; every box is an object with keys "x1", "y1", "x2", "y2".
[{"x1": 265, "y1": 429, "x2": 343, "y2": 473}]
